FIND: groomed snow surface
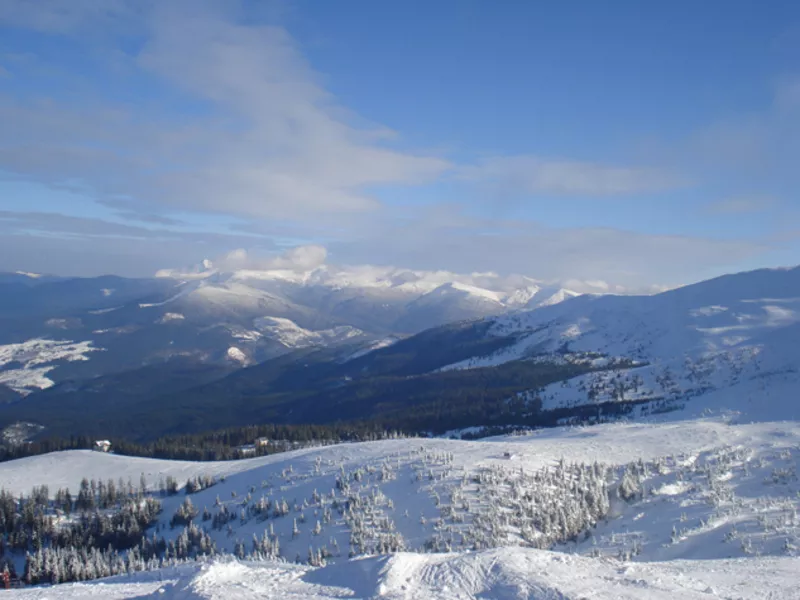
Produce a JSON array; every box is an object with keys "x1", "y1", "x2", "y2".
[
  {"x1": 1, "y1": 418, "x2": 798, "y2": 598},
  {"x1": 6, "y1": 549, "x2": 797, "y2": 599}
]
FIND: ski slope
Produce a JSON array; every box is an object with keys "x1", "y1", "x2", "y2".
[{"x1": 5, "y1": 548, "x2": 798, "y2": 599}]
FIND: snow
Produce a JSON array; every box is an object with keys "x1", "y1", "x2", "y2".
[
  {"x1": 1, "y1": 422, "x2": 44, "y2": 445},
  {"x1": 254, "y1": 316, "x2": 364, "y2": 348},
  {"x1": 448, "y1": 282, "x2": 503, "y2": 303},
  {"x1": 0, "y1": 418, "x2": 750, "y2": 504},
  {"x1": 438, "y1": 266, "x2": 800, "y2": 423},
  {"x1": 87, "y1": 306, "x2": 121, "y2": 314},
  {"x1": 157, "y1": 312, "x2": 186, "y2": 323},
  {"x1": 341, "y1": 336, "x2": 400, "y2": 361},
  {"x1": 4, "y1": 266, "x2": 800, "y2": 597},
  {"x1": 438, "y1": 425, "x2": 496, "y2": 439},
  {"x1": 226, "y1": 347, "x2": 248, "y2": 365},
  {"x1": 533, "y1": 287, "x2": 581, "y2": 307},
  {"x1": 156, "y1": 262, "x2": 586, "y2": 312},
  {"x1": 0, "y1": 338, "x2": 100, "y2": 394},
  {"x1": 138, "y1": 283, "x2": 200, "y2": 308},
  {"x1": 1, "y1": 417, "x2": 798, "y2": 597},
  {"x1": 229, "y1": 328, "x2": 262, "y2": 342},
  {"x1": 5, "y1": 549, "x2": 797, "y2": 599},
  {"x1": 44, "y1": 318, "x2": 74, "y2": 329},
  {"x1": 503, "y1": 285, "x2": 542, "y2": 307},
  {"x1": 412, "y1": 282, "x2": 505, "y2": 307}
]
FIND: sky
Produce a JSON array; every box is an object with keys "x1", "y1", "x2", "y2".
[{"x1": 1, "y1": 0, "x2": 799, "y2": 291}]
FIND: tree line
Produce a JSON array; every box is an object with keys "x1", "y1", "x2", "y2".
[{"x1": 0, "y1": 422, "x2": 406, "y2": 464}]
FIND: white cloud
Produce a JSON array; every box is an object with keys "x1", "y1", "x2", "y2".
[
  {"x1": 326, "y1": 206, "x2": 765, "y2": 290},
  {"x1": 0, "y1": 206, "x2": 764, "y2": 291},
  {"x1": 266, "y1": 245, "x2": 328, "y2": 271},
  {"x1": 212, "y1": 245, "x2": 328, "y2": 272},
  {"x1": 457, "y1": 156, "x2": 683, "y2": 196},
  {"x1": 0, "y1": 1, "x2": 785, "y2": 291},
  {"x1": 0, "y1": 1, "x2": 450, "y2": 221}
]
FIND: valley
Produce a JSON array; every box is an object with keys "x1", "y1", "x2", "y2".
[{"x1": 2, "y1": 265, "x2": 799, "y2": 442}]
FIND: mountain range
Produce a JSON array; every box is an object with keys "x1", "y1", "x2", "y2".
[
  {"x1": 0, "y1": 261, "x2": 579, "y2": 398},
  {"x1": 1, "y1": 263, "x2": 798, "y2": 440}
]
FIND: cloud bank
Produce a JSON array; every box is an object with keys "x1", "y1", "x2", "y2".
[{"x1": 0, "y1": 0, "x2": 793, "y2": 289}]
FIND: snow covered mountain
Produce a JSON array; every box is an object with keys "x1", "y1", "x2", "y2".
[
  {"x1": 439, "y1": 265, "x2": 800, "y2": 422},
  {"x1": 6, "y1": 264, "x2": 800, "y2": 441},
  {"x1": 0, "y1": 261, "x2": 581, "y2": 396},
  {"x1": 156, "y1": 259, "x2": 584, "y2": 333},
  {"x1": 2, "y1": 266, "x2": 798, "y2": 597},
  {"x1": 0, "y1": 417, "x2": 797, "y2": 598}
]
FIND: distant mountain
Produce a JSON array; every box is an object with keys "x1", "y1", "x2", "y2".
[
  {"x1": 5, "y1": 264, "x2": 799, "y2": 440},
  {"x1": 9, "y1": 268, "x2": 800, "y2": 438},
  {"x1": 0, "y1": 262, "x2": 582, "y2": 396},
  {"x1": 5, "y1": 263, "x2": 800, "y2": 442}
]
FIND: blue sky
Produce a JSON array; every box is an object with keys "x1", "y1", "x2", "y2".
[{"x1": 0, "y1": 0, "x2": 799, "y2": 290}]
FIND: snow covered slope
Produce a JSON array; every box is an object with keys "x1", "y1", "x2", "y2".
[
  {"x1": 5, "y1": 549, "x2": 797, "y2": 599},
  {"x1": 441, "y1": 266, "x2": 800, "y2": 422},
  {"x1": 1, "y1": 417, "x2": 798, "y2": 598},
  {"x1": 0, "y1": 338, "x2": 100, "y2": 394},
  {"x1": 254, "y1": 317, "x2": 365, "y2": 349},
  {"x1": 156, "y1": 260, "x2": 584, "y2": 334},
  {"x1": 2, "y1": 418, "x2": 798, "y2": 561},
  {"x1": 0, "y1": 418, "x2": 739, "y2": 496}
]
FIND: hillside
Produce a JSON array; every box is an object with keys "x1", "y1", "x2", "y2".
[
  {"x1": 440, "y1": 266, "x2": 800, "y2": 423},
  {"x1": 0, "y1": 417, "x2": 797, "y2": 598},
  {"x1": 0, "y1": 321, "x2": 593, "y2": 440}
]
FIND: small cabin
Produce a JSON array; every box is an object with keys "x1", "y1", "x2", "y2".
[
  {"x1": 255, "y1": 437, "x2": 270, "y2": 448},
  {"x1": 93, "y1": 440, "x2": 111, "y2": 452},
  {"x1": 236, "y1": 444, "x2": 256, "y2": 457}
]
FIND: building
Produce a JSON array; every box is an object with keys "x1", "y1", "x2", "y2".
[
  {"x1": 93, "y1": 440, "x2": 111, "y2": 452},
  {"x1": 235, "y1": 444, "x2": 256, "y2": 457},
  {"x1": 255, "y1": 437, "x2": 270, "y2": 448}
]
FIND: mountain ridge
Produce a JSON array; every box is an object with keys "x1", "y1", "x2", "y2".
[
  {"x1": 2, "y1": 264, "x2": 798, "y2": 441},
  {"x1": 0, "y1": 262, "x2": 585, "y2": 396}
]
